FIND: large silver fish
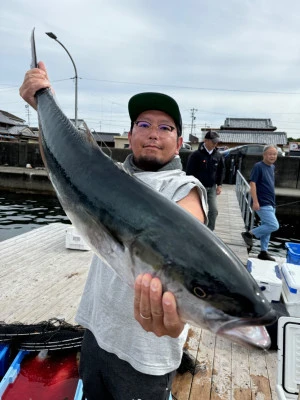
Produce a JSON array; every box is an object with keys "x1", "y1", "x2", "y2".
[{"x1": 31, "y1": 30, "x2": 277, "y2": 349}]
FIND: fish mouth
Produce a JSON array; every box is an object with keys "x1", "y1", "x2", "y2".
[
  {"x1": 203, "y1": 307, "x2": 277, "y2": 349},
  {"x1": 220, "y1": 325, "x2": 271, "y2": 349},
  {"x1": 216, "y1": 308, "x2": 278, "y2": 349}
]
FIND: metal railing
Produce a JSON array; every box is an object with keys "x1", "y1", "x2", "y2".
[{"x1": 235, "y1": 170, "x2": 255, "y2": 231}]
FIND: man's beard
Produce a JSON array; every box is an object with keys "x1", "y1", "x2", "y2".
[{"x1": 132, "y1": 156, "x2": 166, "y2": 171}]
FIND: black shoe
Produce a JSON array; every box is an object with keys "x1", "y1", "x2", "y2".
[
  {"x1": 241, "y1": 231, "x2": 254, "y2": 247},
  {"x1": 257, "y1": 251, "x2": 275, "y2": 261}
]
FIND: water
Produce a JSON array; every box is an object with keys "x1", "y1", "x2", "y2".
[
  {"x1": 0, "y1": 192, "x2": 299, "y2": 259},
  {"x1": 252, "y1": 197, "x2": 300, "y2": 258},
  {"x1": 0, "y1": 192, "x2": 70, "y2": 242},
  {"x1": 252, "y1": 218, "x2": 299, "y2": 259}
]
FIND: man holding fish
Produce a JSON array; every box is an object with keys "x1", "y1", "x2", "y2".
[
  {"x1": 20, "y1": 30, "x2": 278, "y2": 396},
  {"x1": 20, "y1": 64, "x2": 209, "y2": 399}
]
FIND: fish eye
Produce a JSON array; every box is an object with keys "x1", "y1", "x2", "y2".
[{"x1": 193, "y1": 286, "x2": 207, "y2": 298}]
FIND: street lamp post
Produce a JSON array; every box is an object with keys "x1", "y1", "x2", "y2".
[{"x1": 46, "y1": 32, "x2": 78, "y2": 127}]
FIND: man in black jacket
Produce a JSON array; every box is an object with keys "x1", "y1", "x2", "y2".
[{"x1": 186, "y1": 131, "x2": 225, "y2": 231}]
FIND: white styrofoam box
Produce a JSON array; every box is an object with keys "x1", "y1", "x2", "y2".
[
  {"x1": 276, "y1": 316, "x2": 300, "y2": 399},
  {"x1": 281, "y1": 263, "x2": 300, "y2": 303},
  {"x1": 65, "y1": 226, "x2": 91, "y2": 251},
  {"x1": 246, "y1": 258, "x2": 282, "y2": 302},
  {"x1": 281, "y1": 289, "x2": 300, "y2": 318}
]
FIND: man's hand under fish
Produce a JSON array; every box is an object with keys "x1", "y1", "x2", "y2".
[{"x1": 134, "y1": 273, "x2": 185, "y2": 338}]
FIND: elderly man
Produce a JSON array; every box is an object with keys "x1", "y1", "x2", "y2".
[
  {"x1": 20, "y1": 62, "x2": 208, "y2": 400},
  {"x1": 242, "y1": 144, "x2": 279, "y2": 261},
  {"x1": 186, "y1": 131, "x2": 225, "y2": 231}
]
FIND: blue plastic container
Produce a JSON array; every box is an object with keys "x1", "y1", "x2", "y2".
[
  {"x1": 0, "y1": 350, "x2": 81, "y2": 399},
  {"x1": 0, "y1": 350, "x2": 29, "y2": 398},
  {"x1": 0, "y1": 345, "x2": 10, "y2": 377},
  {"x1": 286, "y1": 242, "x2": 300, "y2": 265}
]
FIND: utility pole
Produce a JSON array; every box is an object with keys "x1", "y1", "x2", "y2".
[
  {"x1": 190, "y1": 108, "x2": 197, "y2": 135},
  {"x1": 25, "y1": 104, "x2": 31, "y2": 127}
]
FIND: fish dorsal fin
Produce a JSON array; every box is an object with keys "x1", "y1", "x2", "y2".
[{"x1": 30, "y1": 28, "x2": 38, "y2": 69}]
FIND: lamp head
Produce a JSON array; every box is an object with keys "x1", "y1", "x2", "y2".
[{"x1": 46, "y1": 32, "x2": 57, "y2": 40}]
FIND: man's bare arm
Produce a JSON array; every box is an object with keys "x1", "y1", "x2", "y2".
[
  {"x1": 250, "y1": 181, "x2": 260, "y2": 211},
  {"x1": 177, "y1": 187, "x2": 205, "y2": 222}
]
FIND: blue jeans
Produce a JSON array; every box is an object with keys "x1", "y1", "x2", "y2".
[
  {"x1": 206, "y1": 186, "x2": 218, "y2": 231},
  {"x1": 252, "y1": 206, "x2": 279, "y2": 251}
]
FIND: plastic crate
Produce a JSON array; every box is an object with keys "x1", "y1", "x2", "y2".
[
  {"x1": 285, "y1": 242, "x2": 300, "y2": 265},
  {"x1": 246, "y1": 258, "x2": 282, "y2": 302},
  {"x1": 0, "y1": 345, "x2": 9, "y2": 377},
  {"x1": 281, "y1": 288, "x2": 300, "y2": 318},
  {"x1": 276, "y1": 316, "x2": 300, "y2": 399},
  {"x1": 0, "y1": 350, "x2": 81, "y2": 400},
  {"x1": 282, "y1": 263, "x2": 300, "y2": 302},
  {"x1": 0, "y1": 350, "x2": 29, "y2": 399},
  {"x1": 74, "y1": 379, "x2": 85, "y2": 400}
]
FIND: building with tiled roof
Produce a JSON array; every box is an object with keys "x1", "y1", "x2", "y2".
[
  {"x1": 0, "y1": 110, "x2": 25, "y2": 125},
  {"x1": 218, "y1": 117, "x2": 286, "y2": 147},
  {"x1": 190, "y1": 118, "x2": 287, "y2": 150},
  {"x1": 0, "y1": 110, "x2": 38, "y2": 142},
  {"x1": 220, "y1": 118, "x2": 277, "y2": 131},
  {"x1": 92, "y1": 132, "x2": 121, "y2": 147},
  {"x1": 214, "y1": 130, "x2": 287, "y2": 146},
  {"x1": 69, "y1": 119, "x2": 121, "y2": 147}
]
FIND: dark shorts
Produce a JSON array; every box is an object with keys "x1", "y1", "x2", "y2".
[{"x1": 79, "y1": 329, "x2": 176, "y2": 400}]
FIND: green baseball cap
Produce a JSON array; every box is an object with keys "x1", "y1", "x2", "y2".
[{"x1": 128, "y1": 92, "x2": 182, "y2": 136}]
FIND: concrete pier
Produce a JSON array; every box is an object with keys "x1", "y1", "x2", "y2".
[
  {"x1": 0, "y1": 166, "x2": 54, "y2": 195},
  {"x1": 0, "y1": 166, "x2": 299, "y2": 201}
]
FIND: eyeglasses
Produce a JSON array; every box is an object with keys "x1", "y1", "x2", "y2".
[{"x1": 134, "y1": 120, "x2": 176, "y2": 134}]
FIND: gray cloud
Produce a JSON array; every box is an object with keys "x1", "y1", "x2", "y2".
[{"x1": 1, "y1": 0, "x2": 300, "y2": 140}]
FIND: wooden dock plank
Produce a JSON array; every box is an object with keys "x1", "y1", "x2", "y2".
[
  {"x1": 249, "y1": 349, "x2": 273, "y2": 399},
  {"x1": 188, "y1": 330, "x2": 216, "y2": 400},
  {"x1": 210, "y1": 336, "x2": 232, "y2": 399},
  {"x1": 231, "y1": 343, "x2": 252, "y2": 400},
  {"x1": 265, "y1": 351, "x2": 278, "y2": 400},
  {"x1": 0, "y1": 223, "x2": 92, "y2": 325}
]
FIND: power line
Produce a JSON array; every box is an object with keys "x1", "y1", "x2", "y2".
[
  {"x1": 3, "y1": 74, "x2": 300, "y2": 96},
  {"x1": 81, "y1": 77, "x2": 300, "y2": 95}
]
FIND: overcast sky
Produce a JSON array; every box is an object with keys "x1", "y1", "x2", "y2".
[{"x1": 1, "y1": 0, "x2": 300, "y2": 141}]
